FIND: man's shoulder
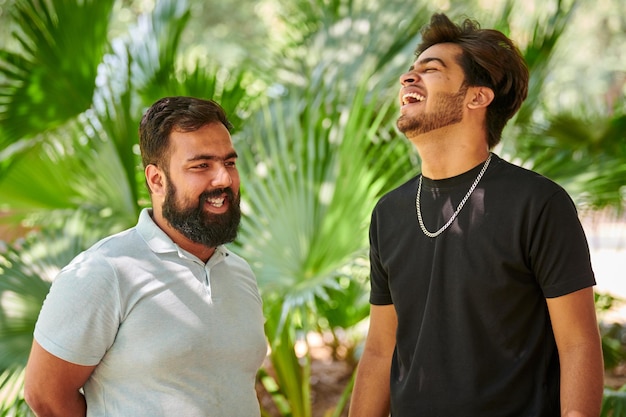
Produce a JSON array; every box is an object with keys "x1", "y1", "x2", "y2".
[
  {"x1": 87, "y1": 226, "x2": 142, "y2": 255},
  {"x1": 375, "y1": 174, "x2": 420, "y2": 208},
  {"x1": 490, "y1": 155, "x2": 565, "y2": 194},
  {"x1": 61, "y1": 226, "x2": 142, "y2": 272}
]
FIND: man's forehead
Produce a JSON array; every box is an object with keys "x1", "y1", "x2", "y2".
[
  {"x1": 167, "y1": 125, "x2": 235, "y2": 157},
  {"x1": 415, "y1": 43, "x2": 462, "y2": 65}
]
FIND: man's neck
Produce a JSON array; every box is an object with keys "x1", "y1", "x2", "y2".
[{"x1": 407, "y1": 125, "x2": 490, "y2": 180}]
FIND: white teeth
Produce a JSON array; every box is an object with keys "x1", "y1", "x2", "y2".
[
  {"x1": 207, "y1": 197, "x2": 225, "y2": 207},
  {"x1": 402, "y1": 92, "x2": 426, "y2": 105}
]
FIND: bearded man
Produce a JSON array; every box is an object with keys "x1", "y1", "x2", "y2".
[{"x1": 24, "y1": 96, "x2": 267, "y2": 417}]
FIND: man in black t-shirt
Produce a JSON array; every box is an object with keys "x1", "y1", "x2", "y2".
[{"x1": 348, "y1": 13, "x2": 604, "y2": 417}]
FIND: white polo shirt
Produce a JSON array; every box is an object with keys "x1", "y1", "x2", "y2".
[{"x1": 35, "y1": 209, "x2": 267, "y2": 416}]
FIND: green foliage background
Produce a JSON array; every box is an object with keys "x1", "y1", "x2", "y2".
[{"x1": 0, "y1": 0, "x2": 624, "y2": 415}]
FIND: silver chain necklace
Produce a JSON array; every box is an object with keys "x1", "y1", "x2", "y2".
[{"x1": 416, "y1": 153, "x2": 492, "y2": 238}]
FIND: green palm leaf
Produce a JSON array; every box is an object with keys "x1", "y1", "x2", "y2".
[
  {"x1": 0, "y1": 218, "x2": 97, "y2": 411},
  {"x1": 263, "y1": 0, "x2": 429, "y2": 91},
  {"x1": 516, "y1": 109, "x2": 626, "y2": 210},
  {"x1": 0, "y1": 368, "x2": 33, "y2": 416},
  {"x1": 0, "y1": 114, "x2": 140, "y2": 234},
  {"x1": 602, "y1": 387, "x2": 626, "y2": 417},
  {"x1": 516, "y1": 0, "x2": 580, "y2": 126},
  {"x1": 238, "y1": 82, "x2": 414, "y2": 313},
  {"x1": 236, "y1": 72, "x2": 415, "y2": 415},
  {"x1": 0, "y1": 0, "x2": 115, "y2": 146}
]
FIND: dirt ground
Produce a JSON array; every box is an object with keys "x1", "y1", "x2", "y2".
[
  {"x1": 257, "y1": 358, "x2": 354, "y2": 417},
  {"x1": 606, "y1": 365, "x2": 626, "y2": 389}
]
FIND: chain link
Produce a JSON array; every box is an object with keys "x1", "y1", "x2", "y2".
[{"x1": 416, "y1": 153, "x2": 492, "y2": 238}]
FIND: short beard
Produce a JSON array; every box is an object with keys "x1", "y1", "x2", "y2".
[
  {"x1": 162, "y1": 181, "x2": 241, "y2": 248},
  {"x1": 397, "y1": 85, "x2": 468, "y2": 136}
]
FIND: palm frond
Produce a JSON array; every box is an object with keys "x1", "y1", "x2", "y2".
[
  {"x1": 0, "y1": 367, "x2": 33, "y2": 416},
  {"x1": 263, "y1": 0, "x2": 430, "y2": 91},
  {"x1": 0, "y1": 221, "x2": 97, "y2": 413},
  {"x1": 126, "y1": 0, "x2": 191, "y2": 93},
  {"x1": 139, "y1": 63, "x2": 257, "y2": 134},
  {"x1": 516, "y1": 108, "x2": 626, "y2": 210},
  {"x1": 0, "y1": 113, "x2": 140, "y2": 234},
  {"x1": 0, "y1": 0, "x2": 115, "y2": 146},
  {"x1": 515, "y1": 0, "x2": 580, "y2": 125},
  {"x1": 0, "y1": 214, "x2": 99, "y2": 378},
  {"x1": 237, "y1": 73, "x2": 415, "y2": 341},
  {"x1": 602, "y1": 386, "x2": 626, "y2": 417}
]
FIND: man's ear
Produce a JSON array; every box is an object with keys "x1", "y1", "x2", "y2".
[
  {"x1": 467, "y1": 86, "x2": 495, "y2": 109},
  {"x1": 145, "y1": 164, "x2": 166, "y2": 195}
]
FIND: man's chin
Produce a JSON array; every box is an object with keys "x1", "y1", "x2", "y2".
[{"x1": 396, "y1": 116, "x2": 418, "y2": 134}]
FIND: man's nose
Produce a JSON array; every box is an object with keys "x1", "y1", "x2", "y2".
[
  {"x1": 399, "y1": 71, "x2": 419, "y2": 86},
  {"x1": 212, "y1": 165, "x2": 233, "y2": 187}
]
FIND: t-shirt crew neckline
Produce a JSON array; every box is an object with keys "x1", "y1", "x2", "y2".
[{"x1": 421, "y1": 153, "x2": 499, "y2": 190}]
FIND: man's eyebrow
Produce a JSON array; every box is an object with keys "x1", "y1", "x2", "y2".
[
  {"x1": 407, "y1": 57, "x2": 447, "y2": 72},
  {"x1": 415, "y1": 57, "x2": 447, "y2": 67},
  {"x1": 187, "y1": 151, "x2": 238, "y2": 162}
]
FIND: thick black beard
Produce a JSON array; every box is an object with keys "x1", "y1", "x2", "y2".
[
  {"x1": 162, "y1": 184, "x2": 241, "y2": 248},
  {"x1": 397, "y1": 85, "x2": 468, "y2": 136}
]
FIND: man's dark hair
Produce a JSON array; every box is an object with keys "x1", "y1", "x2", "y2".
[
  {"x1": 416, "y1": 14, "x2": 529, "y2": 148},
  {"x1": 139, "y1": 96, "x2": 233, "y2": 171}
]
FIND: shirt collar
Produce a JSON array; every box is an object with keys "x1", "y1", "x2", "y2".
[{"x1": 136, "y1": 208, "x2": 228, "y2": 263}]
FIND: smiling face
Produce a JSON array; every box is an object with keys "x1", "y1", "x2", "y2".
[
  {"x1": 158, "y1": 122, "x2": 241, "y2": 249},
  {"x1": 396, "y1": 43, "x2": 469, "y2": 137}
]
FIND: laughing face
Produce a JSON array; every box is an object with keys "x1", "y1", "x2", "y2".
[
  {"x1": 161, "y1": 122, "x2": 241, "y2": 248},
  {"x1": 396, "y1": 43, "x2": 469, "y2": 137}
]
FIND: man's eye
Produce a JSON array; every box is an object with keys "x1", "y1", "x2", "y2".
[{"x1": 225, "y1": 161, "x2": 237, "y2": 167}]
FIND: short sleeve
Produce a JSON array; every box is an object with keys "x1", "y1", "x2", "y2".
[
  {"x1": 369, "y1": 208, "x2": 393, "y2": 305},
  {"x1": 529, "y1": 189, "x2": 596, "y2": 298},
  {"x1": 34, "y1": 251, "x2": 121, "y2": 366}
]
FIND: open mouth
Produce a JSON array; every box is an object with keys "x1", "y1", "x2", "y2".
[
  {"x1": 206, "y1": 196, "x2": 226, "y2": 208},
  {"x1": 401, "y1": 92, "x2": 426, "y2": 106}
]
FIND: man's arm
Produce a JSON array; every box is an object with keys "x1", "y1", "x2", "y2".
[
  {"x1": 546, "y1": 287, "x2": 604, "y2": 417},
  {"x1": 349, "y1": 304, "x2": 397, "y2": 417},
  {"x1": 24, "y1": 340, "x2": 97, "y2": 417}
]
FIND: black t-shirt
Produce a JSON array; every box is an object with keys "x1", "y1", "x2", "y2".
[{"x1": 369, "y1": 153, "x2": 595, "y2": 417}]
